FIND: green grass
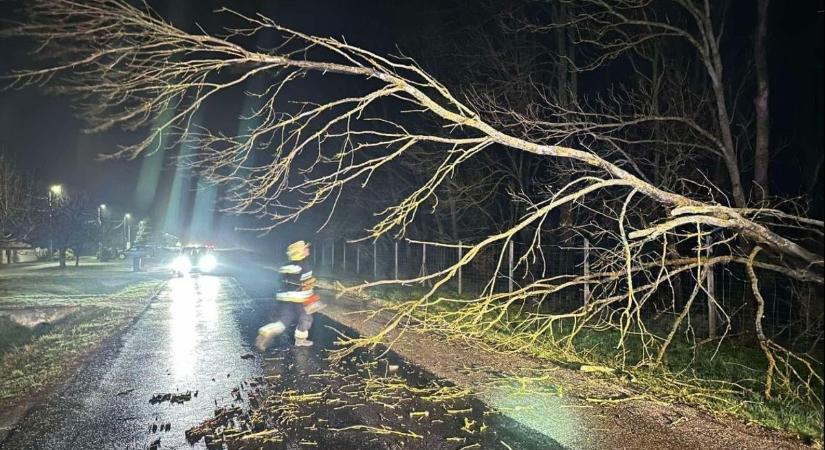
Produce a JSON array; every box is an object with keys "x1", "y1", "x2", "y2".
[
  {"x1": 0, "y1": 258, "x2": 154, "y2": 299},
  {"x1": 562, "y1": 329, "x2": 823, "y2": 441},
  {"x1": 324, "y1": 275, "x2": 824, "y2": 444},
  {"x1": 0, "y1": 259, "x2": 163, "y2": 406},
  {"x1": 0, "y1": 282, "x2": 161, "y2": 402}
]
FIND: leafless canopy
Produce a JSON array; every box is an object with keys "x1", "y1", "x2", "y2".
[{"x1": 5, "y1": 0, "x2": 822, "y2": 402}]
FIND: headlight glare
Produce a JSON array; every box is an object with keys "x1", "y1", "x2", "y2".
[
  {"x1": 199, "y1": 254, "x2": 217, "y2": 272},
  {"x1": 172, "y1": 255, "x2": 192, "y2": 273}
]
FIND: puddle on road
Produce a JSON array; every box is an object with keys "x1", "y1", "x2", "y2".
[{"x1": 186, "y1": 338, "x2": 558, "y2": 449}]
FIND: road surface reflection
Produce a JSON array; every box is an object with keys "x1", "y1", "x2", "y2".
[{"x1": 168, "y1": 276, "x2": 222, "y2": 381}]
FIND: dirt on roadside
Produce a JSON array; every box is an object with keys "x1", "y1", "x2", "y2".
[{"x1": 317, "y1": 288, "x2": 814, "y2": 450}]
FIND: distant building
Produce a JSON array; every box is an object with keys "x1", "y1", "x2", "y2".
[{"x1": 0, "y1": 240, "x2": 43, "y2": 263}]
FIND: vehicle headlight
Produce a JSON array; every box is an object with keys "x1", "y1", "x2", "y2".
[
  {"x1": 198, "y1": 254, "x2": 217, "y2": 272},
  {"x1": 172, "y1": 255, "x2": 191, "y2": 273}
]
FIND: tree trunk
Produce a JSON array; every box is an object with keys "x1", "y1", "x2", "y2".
[
  {"x1": 701, "y1": 12, "x2": 749, "y2": 208},
  {"x1": 650, "y1": 48, "x2": 663, "y2": 187},
  {"x1": 433, "y1": 206, "x2": 446, "y2": 241},
  {"x1": 711, "y1": 84, "x2": 748, "y2": 208},
  {"x1": 554, "y1": 1, "x2": 569, "y2": 107},
  {"x1": 75, "y1": 250, "x2": 80, "y2": 267},
  {"x1": 552, "y1": 1, "x2": 578, "y2": 272},
  {"x1": 753, "y1": 0, "x2": 771, "y2": 202},
  {"x1": 566, "y1": 21, "x2": 577, "y2": 106},
  {"x1": 58, "y1": 248, "x2": 66, "y2": 268},
  {"x1": 448, "y1": 195, "x2": 458, "y2": 241}
]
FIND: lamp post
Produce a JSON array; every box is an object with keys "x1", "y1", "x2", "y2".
[
  {"x1": 48, "y1": 184, "x2": 62, "y2": 259},
  {"x1": 98, "y1": 204, "x2": 106, "y2": 259}
]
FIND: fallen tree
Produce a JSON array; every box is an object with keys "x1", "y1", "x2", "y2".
[{"x1": 4, "y1": 0, "x2": 822, "y2": 408}]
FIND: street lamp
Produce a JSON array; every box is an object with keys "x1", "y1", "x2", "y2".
[
  {"x1": 48, "y1": 184, "x2": 63, "y2": 259},
  {"x1": 97, "y1": 204, "x2": 106, "y2": 259}
]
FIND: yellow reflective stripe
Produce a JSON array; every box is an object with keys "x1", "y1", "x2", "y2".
[{"x1": 278, "y1": 264, "x2": 302, "y2": 274}]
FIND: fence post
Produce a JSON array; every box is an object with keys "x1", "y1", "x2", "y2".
[
  {"x1": 583, "y1": 238, "x2": 590, "y2": 306},
  {"x1": 420, "y1": 242, "x2": 431, "y2": 286},
  {"x1": 706, "y1": 236, "x2": 717, "y2": 338},
  {"x1": 343, "y1": 241, "x2": 347, "y2": 272},
  {"x1": 331, "y1": 240, "x2": 335, "y2": 271},
  {"x1": 356, "y1": 244, "x2": 360, "y2": 274},
  {"x1": 321, "y1": 241, "x2": 326, "y2": 266},
  {"x1": 421, "y1": 242, "x2": 427, "y2": 277},
  {"x1": 313, "y1": 242, "x2": 317, "y2": 267},
  {"x1": 788, "y1": 284, "x2": 793, "y2": 338},
  {"x1": 508, "y1": 241, "x2": 514, "y2": 293},
  {"x1": 707, "y1": 266, "x2": 717, "y2": 338},
  {"x1": 394, "y1": 241, "x2": 399, "y2": 279},
  {"x1": 458, "y1": 241, "x2": 463, "y2": 295},
  {"x1": 373, "y1": 240, "x2": 378, "y2": 280}
]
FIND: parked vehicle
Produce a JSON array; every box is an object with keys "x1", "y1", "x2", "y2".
[{"x1": 170, "y1": 245, "x2": 217, "y2": 276}]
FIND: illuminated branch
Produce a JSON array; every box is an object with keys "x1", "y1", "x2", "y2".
[{"x1": 6, "y1": 0, "x2": 822, "y2": 403}]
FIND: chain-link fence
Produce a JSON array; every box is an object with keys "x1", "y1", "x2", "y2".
[{"x1": 314, "y1": 237, "x2": 822, "y2": 349}]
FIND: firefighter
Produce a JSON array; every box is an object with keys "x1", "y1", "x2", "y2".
[{"x1": 256, "y1": 240, "x2": 324, "y2": 350}]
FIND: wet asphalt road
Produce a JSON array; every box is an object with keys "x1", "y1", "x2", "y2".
[
  {"x1": 2, "y1": 275, "x2": 262, "y2": 450},
  {"x1": 2, "y1": 260, "x2": 561, "y2": 450}
]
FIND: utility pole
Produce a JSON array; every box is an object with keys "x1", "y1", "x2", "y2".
[
  {"x1": 123, "y1": 213, "x2": 131, "y2": 250},
  {"x1": 48, "y1": 184, "x2": 62, "y2": 259},
  {"x1": 48, "y1": 191, "x2": 53, "y2": 257}
]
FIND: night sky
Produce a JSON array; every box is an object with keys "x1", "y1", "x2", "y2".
[{"x1": 0, "y1": 0, "x2": 822, "y2": 249}]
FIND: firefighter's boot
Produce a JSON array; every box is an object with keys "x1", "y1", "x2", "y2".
[
  {"x1": 294, "y1": 329, "x2": 313, "y2": 347},
  {"x1": 256, "y1": 321, "x2": 285, "y2": 351}
]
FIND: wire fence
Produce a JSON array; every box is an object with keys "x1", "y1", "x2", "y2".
[{"x1": 314, "y1": 237, "x2": 822, "y2": 349}]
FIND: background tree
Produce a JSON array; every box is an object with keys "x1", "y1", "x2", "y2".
[
  {"x1": 400, "y1": 0, "x2": 821, "y2": 339},
  {"x1": 0, "y1": 155, "x2": 41, "y2": 261},
  {"x1": 133, "y1": 218, "x2": 154, "y2": 248},
  {"x1": 50, "y1": 191, "x2": 96, "y2": 267}
]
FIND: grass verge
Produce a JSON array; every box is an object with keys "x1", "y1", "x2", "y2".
[
  {"x1": 323, "y1": 274, "x2": 824, "y2": 446},
  {"x1": 0, "y1": 260, "x2": 164, "y2": 413}
]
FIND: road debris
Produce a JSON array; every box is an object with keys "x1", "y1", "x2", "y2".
[
  {"x1": 181, "y1": 347, "x2": 521, "y2": 449},
  {"x1": 149, "y1": 391, "x2": 193, "y2": 405}
]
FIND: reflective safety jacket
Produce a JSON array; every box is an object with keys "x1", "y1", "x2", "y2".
[{"x1": 276, "y1": 260, "x2": 317, "y2": 303}]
